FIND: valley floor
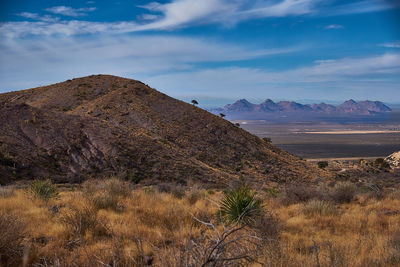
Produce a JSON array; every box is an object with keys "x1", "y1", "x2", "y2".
[{"x1": 1, "y1": 178, "x2": 400, "y2": 266}]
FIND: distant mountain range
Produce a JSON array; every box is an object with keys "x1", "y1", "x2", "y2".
[{"x1": 211, "y1": 99, "x2": 391, "y2": 119}]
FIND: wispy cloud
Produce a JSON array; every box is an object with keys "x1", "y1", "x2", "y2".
[
  {"x1": 324, "y1": 24, "x2": 343, "y2": 29},
  {"x1": 379, "y1": 41, "x2": 400, "y2": 48},
  {"x1": 0, "y1": 34, "x2": 304, "y2": 90},
  {"x1": 145, "y1": 53, "x2": 400, "y2": 101},
  {"x1": 3, "y1": 0, "x2": 399, "y2": 38},
  {"x1": 17, "y1": 12, "x2": 59, "y2": 22},
  {"x1": 45, "y1": 6, "x2": 96, "y2": 17},
  {"x1": 326, "y1": 0, "x2": 400, "y2": 16}
]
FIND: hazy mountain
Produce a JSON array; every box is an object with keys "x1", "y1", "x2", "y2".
[
  {"x1": 212, "y1": 99, "x2": 391, "y2": 118},
  {"x1": 0, "y1": 75, "x2": 327, "y2": 185}
]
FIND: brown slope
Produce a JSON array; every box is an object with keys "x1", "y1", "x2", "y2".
[{"x1": 0, "y1": 75, "x2": 329, "y2": 185}]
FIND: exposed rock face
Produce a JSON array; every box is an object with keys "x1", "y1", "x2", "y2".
[
  {"x1": 0, "y1": 75, "x2": 328, "y2": 185},
  {"x1": 385, "y1": 151, "x2": 400, "y2": 168}
]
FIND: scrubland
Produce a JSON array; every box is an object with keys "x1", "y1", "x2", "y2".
[{"x1": 1, "y1": 178, "x2": 400, "y2": 267}]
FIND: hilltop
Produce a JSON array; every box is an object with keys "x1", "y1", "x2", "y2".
[{"x1": 0, "y1": 75, "x2": 328, "y2": 185}]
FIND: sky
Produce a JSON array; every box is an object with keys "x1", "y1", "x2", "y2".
[{"x1": 0, "y1": 0, "x2": 400, "y2": 107}]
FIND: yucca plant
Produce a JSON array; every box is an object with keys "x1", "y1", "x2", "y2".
[
  {"x1": 219, "y1": 186, "x2": 262, "y2": 225},
  {"x1": 28, "y1": 179, "x2": 58, "y2": 202}
]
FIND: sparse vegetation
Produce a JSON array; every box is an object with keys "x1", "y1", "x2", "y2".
[{"x1": 0, "y1": 180, "x2": 400, "y2": 266}]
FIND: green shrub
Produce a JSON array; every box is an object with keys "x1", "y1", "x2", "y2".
[
  {"x1": 268, "y1": 188, "x2": 281, "y2": 198},
  {"x1": 301, "y1": 199, "x2": 337, "y2": 217},
  {"x1": 28, "y1": 179, "x2": 58, "y2": 201},
  {"x1": 317, "y1": 161, "x2": 328, "y2": 169},
  {"x1": 331, "y1": 182, "x2": 356, "y2": 203},
  {"x1": 219, "y1": 186, "x2": 262, "y2": 225}
]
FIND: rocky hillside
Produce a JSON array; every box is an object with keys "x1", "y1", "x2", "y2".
[
  {"x1": 386, "y1": 151, "x2": 400, "y2": 168},
  {"x1": 0, "y1": 75, "x2": 328, "y2": 185}
]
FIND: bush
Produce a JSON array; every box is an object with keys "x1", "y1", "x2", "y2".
[
  {"x1": 317, "y1": 161, "x2": 328, "y2": 169},
  {"x1": 280, "y1": 184, "x2": 319, "y2": 205},
  {"x1": 0, "y1": 212, "x2": 26, "y2": 266},
  {"x1": 219, "y1": 187, "x2": 262, "y2": 225},
  {"x1": 60, "y1": 205, "x2": 108, "y2": 238},
  {"x1": 28, "y1": 179, "x2": 58, "y2": 201},
  {"x1": 0, "y1": 186, "x2": 14, "y2": 198},
  {"x1": 253, "y1": 212, "x2": 281, "y2": 241},
  {"x1": 301, "y1": 199, "x2": 337, "y2": 217},
  {"x1": 82, "y1": 178, "x2": 130, "y2": 211},
  {"x1": 331, "y1": 182, "x2": 356, "y2": 203}
]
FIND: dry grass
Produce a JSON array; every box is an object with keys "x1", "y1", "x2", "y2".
[{"x1": 1, "y1": 179, "x2": 400, "y2": 266}]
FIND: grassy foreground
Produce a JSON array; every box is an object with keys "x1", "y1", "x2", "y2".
[{"x1": 1, "y1": 179, "x2": 400, "y2": 266}]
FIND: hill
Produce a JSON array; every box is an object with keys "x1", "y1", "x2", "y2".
[{"x1": 0, "y1": 75, "x2": 327, "y2": 185}]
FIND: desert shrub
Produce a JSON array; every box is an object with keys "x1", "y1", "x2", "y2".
[
  {"x1": 330, "y1": 182, "x2": 357, "y2": 203},
  {"x1": 386, "y1": 189, "x2": 400, "y2": 200},
  {"x1": 219, "y1": 186, "x2": 262, "y2": 224},
  {"x1": 252, "y1": 212, "x2": 281, "y2": 241},
  {"x1": 0, "y1": 153, "x2": 15, "y2": 167},
  {"x1": 301, "y1": 199, "x2": 337, "y2": 217},
  {"x1": 268, "y1": 187, "x2": 281, "y2": 198},
  {"x1": 105, "y1": 178, "x2": 131, "y2": 198},
  {"x1": 28, "y1": 179, "x2": 58, "y2": 201},
  {"x1": 60, "y1": 205, "x2": 108, "y2": 238},
  {"x1": 171, "y1": 186, "x2": 186, "y2": 199},
  {"x1": 0, "y1": 212, "x2": 26, "y2": 266},
  {"x1": 187, "y1": 190, "x2": 203, "y2": 205},
  {"x1": 125, "y1": 173, "x2": 142, "y2": 184},
  {"x1": 280, "y1": 184, "x2": 320, "y2": 205},
  {"x1": 0, "y1": 186, "x2": 14, "y2": 198},
  {"x1": 317, "y1": 161, "x2": 328, "y2": 169},
  {"x1": 375, "y1": 158, "x2": 390, "y2": 168},
  {"x1": 82, "y1": 178, "x2": 129, "y2": 211},
  {"x1": 263, "y1": 137, "x2": 272, "y2": 143},
  {"x1": 157, "y1": 183, "x2": 172, "y2": 193}
]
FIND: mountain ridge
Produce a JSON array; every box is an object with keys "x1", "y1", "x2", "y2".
[{"x1": 212, "y1": 98, "x2": 391, "y2": 116}]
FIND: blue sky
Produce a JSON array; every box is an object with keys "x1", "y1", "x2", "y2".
[{"x1": 0, "y1": 0, "x2": 399, "y2": 107}]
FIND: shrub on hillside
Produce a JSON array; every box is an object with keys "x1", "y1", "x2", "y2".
[
  {"x1": 330, "y1": 182, "x2": 357, "y2": 203},
  {"x1": 219, "y1": 186, "x2": 262, "y2": 225},
  {"x1": 317, "y1": 161, "x2": 328, "y2": 169},
  {"x1": 280, "y1": 184, "x2": 320, "y2": 205},
  {"x1": 27, "y1": 179, "x2": 58, "y2": 202}
]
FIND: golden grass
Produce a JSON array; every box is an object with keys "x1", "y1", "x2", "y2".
[{"x1": 1, "y1": 181, "x2": 400, "y2": 266}]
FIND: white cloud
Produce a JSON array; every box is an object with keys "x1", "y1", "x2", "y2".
[
  {"x1": 0, "y1": 34, "x2": 303, "y2": 91},
  {"x1": 379, "y1": 41, "x2": 400, "y2": 48},
  {"x1": 45, "y1": 6, "x2": 96, "y2": 17},
  {"x1": 324, "y1": 24, "x2": 343, "y2": 29}
]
